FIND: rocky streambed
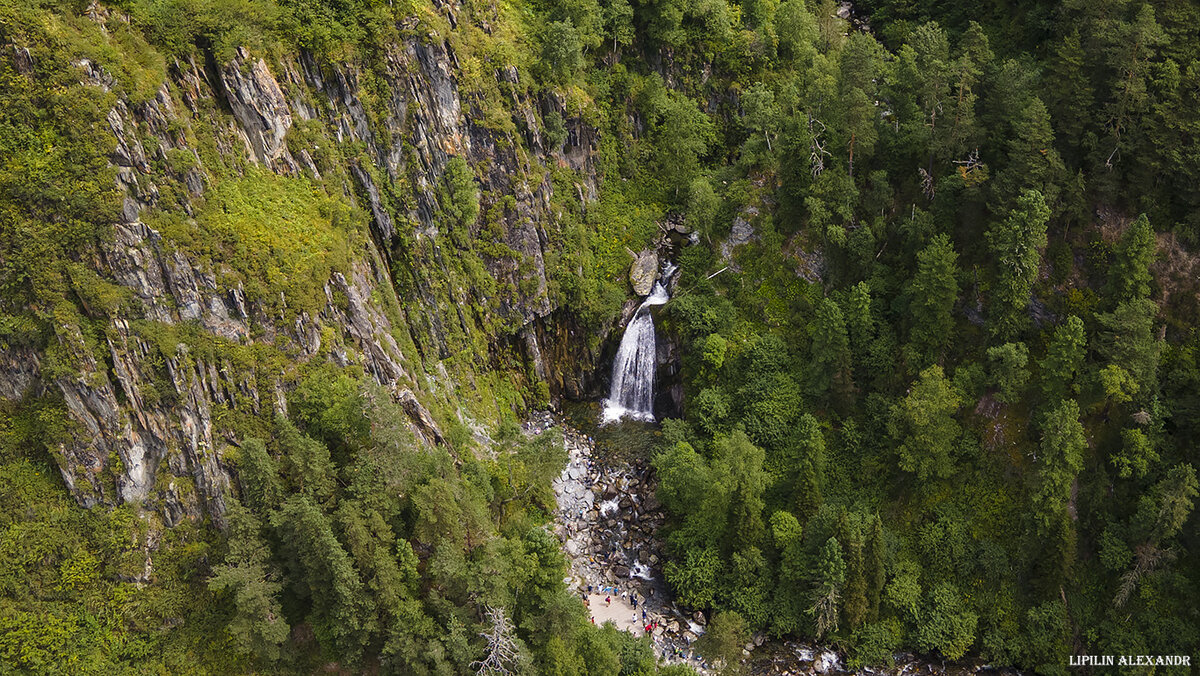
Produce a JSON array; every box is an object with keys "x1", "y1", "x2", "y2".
[
  {"x1": 526, "y1": 411, "x2": 715, "y2": 671},
  {"x1": 528, "y1": 411, "x2": 1015, "y2": 676},
  {"x1": 527, "y1": 411, "x2": 850, "y2": 674}
]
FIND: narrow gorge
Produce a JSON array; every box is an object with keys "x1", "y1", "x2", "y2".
[{"x1": 2, "y1": 0, "x2": 1198, "y2": 673}]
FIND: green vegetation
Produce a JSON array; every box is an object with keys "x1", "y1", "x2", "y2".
[
  {"x1": 153, "y1": 169, "x2": 366, "y2": 317},
  {"x1": 2, "y1": 0, "x2": 1199, "y2": 672},
  {"x1": 644, "y1": 0, "x2": 1200, "y2": 669}
]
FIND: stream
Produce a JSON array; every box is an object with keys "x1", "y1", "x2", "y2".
[
  {"x1": 531, "y1": 410, "x2": 1011, "y2": 675},
  {"x1": 531, "y1": 256, "x2": 1001, "y2": 674},
  {"x1": 529, "y1": 410, "x2": 714, "y2": 671}
]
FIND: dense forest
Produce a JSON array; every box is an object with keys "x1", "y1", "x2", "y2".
[{"x1": 1, "y1": 0, "x2": 1198, "y2": 673}]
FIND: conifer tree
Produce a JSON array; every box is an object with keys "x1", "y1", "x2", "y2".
[
  {"x1": 270, "y1": 495, "x2": 371, "y2": 661},
  {"x1": 237, "y1": 438, "x2": 283, "y2": 515},
  {"x1": 890, "y1": 365, "x2": 962, "y2": 481},
  {"x1": 208, "y1": 501, "x2": 290, "y2": 663},
  {"x1": 1107, "y1": 213, "x2": 1156, "y2": 303},
  {"x1": 812, "y1": 537, "x2": 846, "y2": 638},
  {"x1": 987, "y1": 189, "x2": 1050, "y2": 339},
  {"x1": 1039, "y1": 316, "x2": 1086, "y2": 400},
  {"x1": 1032, "y1": 400, "x2": 1086, "y2": 536},
  {"x1": 986, "y1": 342, "x2": 1030, "y2": 404},
  {"x1": 810, "y1": 297, "x2": 854, "y2": 408},
  {"x1": 908, "y1": 234, "x2": 959, "y2": 362}
]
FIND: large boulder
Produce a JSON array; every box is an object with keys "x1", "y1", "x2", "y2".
[{"x1": 628, "y1": 249, "x2": 658, "y2": 296}]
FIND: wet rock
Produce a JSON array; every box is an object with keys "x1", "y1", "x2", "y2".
[
  {"x1": 629, "y1": 248, "x2": 658, "y2": 296},
  {"x1": 694, "y1": 611, "x2": 706, "y2": 626},
  {"x1": 720, "y1": 207, "x2": 758, "y2": 261},
  {"x1": 813, "y1": 650, "x2": 840, "y2": 673},
  {"x1": 351, "y1": 163, "x2": 396, "y2": 241}
]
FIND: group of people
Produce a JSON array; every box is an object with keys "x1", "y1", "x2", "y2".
[{"x1": 587, "y1": 584, "x2": 641, "y2": 609}]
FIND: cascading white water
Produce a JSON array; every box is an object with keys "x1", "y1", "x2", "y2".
[{"x1": 601, "y1": 263, "x2": 675, "y2": 423}]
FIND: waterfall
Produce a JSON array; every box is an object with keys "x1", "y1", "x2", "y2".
[{"x1": 601, "y1": 262, "x2": 675, "y2": 423}]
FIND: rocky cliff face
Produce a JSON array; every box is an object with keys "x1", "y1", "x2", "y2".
[{"x1": 0, "y1": 11, "x2": 615, "y2": 527}]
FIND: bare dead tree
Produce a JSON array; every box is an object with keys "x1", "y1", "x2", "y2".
[
  {"x1": 952, "y1": 148, "x2": 983, "y2": 172},
  {"x1": 472, "y1": 606, "x2": 523, "y2": 676},
  {"x1": 811, "y1": 584, "x2": 841, "y2": 639},
  {"x1": 1114, "y1": 543, "x2": 1174, "y2": 608},
  {"x1": 809, "y1": 117, "x2": 831, "y2": 179},
  {"x1": 919, "y1": 167, "x2": 935, "y2": 200}
]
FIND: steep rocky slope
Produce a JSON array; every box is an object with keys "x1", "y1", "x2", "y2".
[{"x1": 0, "y1": 7, "x2": 623, "y2": 528}]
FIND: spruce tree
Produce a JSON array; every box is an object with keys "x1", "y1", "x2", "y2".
[
  {"x1": 1107, "y1": 213, "x2": 1156, "y2": 303},
  {"x1": 987, "y1": 189, "x2": 1050, "y2": 339},
  {"x1": 1039, "y1": 316, "x2": 1086, "y2": 400},
  {"x1": 908, "y1": 234, "x2": 960, "y2": 362}
]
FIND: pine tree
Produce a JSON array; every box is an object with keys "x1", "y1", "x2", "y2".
[
  {"x1": 1033, "y1": 400, "x2": 1086, "y2": 536},
  {"x1": 335, "y1": 501, "x2": 437, "y2": 674},
  {"x1": 986, "y1": 342, "x2": 1030, "y2": 404},
  {"x1": 1102, "y1": 5, "x2": 1166, "y2": 172},
  {"x1": 270, "y1": 495, "x2": 371, "y2": 661},
  {"x1": 838, "y1": 513, "x2": 869, "y2": 631},
  {"x1": 275, "y1": 414, "x2": 335, "y2": 501},
  {"x1": 1044, "y1": 32, "x2": 1094, "y2": 161},
  {"x1": 237, "y1": 438, "x2": 283, "y2": 515},
  {"x1": 810, "y1": 297, "x2": 854, "y2": 408},
  {"x1": 715, "y1": 429, "x2": 769, "y2": 551},
  {"x1": 1115, "y1": 463, "x2": 1197, "y2": 607},
  {"x1": 865, "y1": 516, "x2": 886, "y2": 622},
  {"x1": 769, "y1": 511, "x2": 807, "y2": 635},
  {"x1": 916, "y1": 584, "x2": 977, "y2": 660},
  {"x1": 947, "y1": 22, "x2": 993, "y2": 156},
  {"x1": 890, "y1": 365, "x2": 962, "y2": 481},
  {"x1": 791, "y1": 414, "x2": 825, "y2": 521},
  {"x1": 1111, "y1": 428, "x2": 1158, "y2": 479},
  {"x1": 991, "y1": 100, "x2": 1063, "y2": 211},
  {"x1": 1096, "y1": 298, "x2": 1161, "y2": 397}
]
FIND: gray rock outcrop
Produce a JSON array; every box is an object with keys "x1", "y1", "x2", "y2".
[{"x1": 629, "y1": 249, "x2": 659, "y2": 296}]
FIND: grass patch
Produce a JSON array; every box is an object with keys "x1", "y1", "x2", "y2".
[{"x1": 153, "y1": 169, "x2": 366, "y2": 318}]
